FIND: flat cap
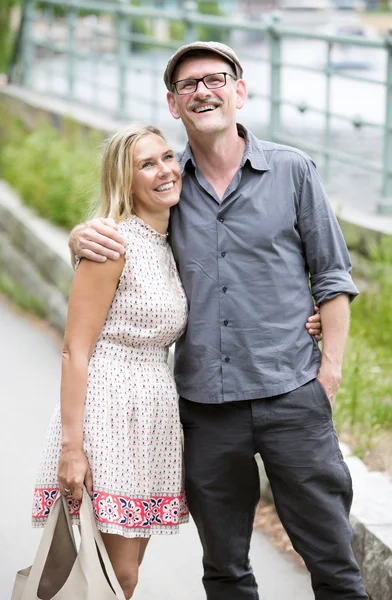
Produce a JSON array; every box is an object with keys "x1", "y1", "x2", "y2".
[{"x1": 163, "y1": 41, "x2": 243, "y2": 91}]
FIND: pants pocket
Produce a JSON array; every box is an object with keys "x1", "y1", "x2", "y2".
[{"x1": 313, "y1": 377, "x2": 333, "y2": 420}]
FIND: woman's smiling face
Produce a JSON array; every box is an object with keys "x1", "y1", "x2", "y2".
[{"x1": 132, "y1": 133, "x2": 182, "y2": 215}]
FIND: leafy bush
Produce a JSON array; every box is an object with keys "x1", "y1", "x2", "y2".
[{"x1": 0, "y1": 111, "x2": 101, "y2": 229}]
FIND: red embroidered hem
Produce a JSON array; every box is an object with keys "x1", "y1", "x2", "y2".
[{"x1": 32, "y1": 488, "x2": 188, "y2": 529}]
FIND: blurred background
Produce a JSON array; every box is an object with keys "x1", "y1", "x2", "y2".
[{"x1": 1, "y1": 1, "x2": 392, "y2": 599}]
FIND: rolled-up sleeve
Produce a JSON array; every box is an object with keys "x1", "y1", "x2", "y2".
[{"x1": 297, "y1": 159, "x2": 359, "y2": 304}]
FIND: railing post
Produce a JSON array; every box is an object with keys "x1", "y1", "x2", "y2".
[
  {"x1": 183, "y1": 0, "x2": 198, "y2": 44},
  {"x1": 323, "y1": 42, "x2": 333, "y2": 184},
  {"x1": 150, "y1": 21, "x2": 159, "y2": 123},
  {"x1": 20, "y1": 0, "x2": 34, "y2": 86},
  {"x1": 269, "y1": 16, "x2": 281, "y2": 143},
  {"x1": 46, "y1": 4, "x2": 55, "y2": 91},
  {"x1": 66, "y1": 4, "x2": 77, "y2": 100},
  {"x1": 380, "y1": 28, "x2": 392, "y2": 215},
  {"x1": 116, "y1": 1, "x2": 128, "y2": 120}
]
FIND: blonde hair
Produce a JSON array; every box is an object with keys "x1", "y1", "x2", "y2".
[{"x1": 94, "y1": 124, "x2": 165, "y2": 222}]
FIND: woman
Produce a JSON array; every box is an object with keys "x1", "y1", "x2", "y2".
[
  {"x1": 32, "y1": 125, "x2": 321, "y2": 599},
  {"x1": 33, "y1": 125, "x2": 188, "y2": 599}
]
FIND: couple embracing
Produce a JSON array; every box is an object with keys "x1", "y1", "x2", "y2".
[{"x1": 32, "y1": 42, "x2": 367, "y2": 600}]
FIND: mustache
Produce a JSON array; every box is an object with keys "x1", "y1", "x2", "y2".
[{"x1": 186, "y1": 99, "x2": 223, "y2": 111}]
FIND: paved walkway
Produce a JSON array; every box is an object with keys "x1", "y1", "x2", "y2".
[{"x1": 0, "y1": 295, "x2": 313, "y2": 599}]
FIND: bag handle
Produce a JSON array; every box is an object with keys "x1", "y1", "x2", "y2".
[
  {"x1": 22, "y1": 494, "x2": 76, "y2": 596},
  {"x1": 22, "y1": 489, "x2": 125, "y2": 599},
  {"x1": 78, "y1": 488, "x2": 126, "y2": 598}
]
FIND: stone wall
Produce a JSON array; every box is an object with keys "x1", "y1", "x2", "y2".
[{"x1": 0, "y1": 180, "x2": 72, "y2": 333}]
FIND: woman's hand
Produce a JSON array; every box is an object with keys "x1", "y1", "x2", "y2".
[
  {"x1": 306, "y1": 305, "x2": 322, "y2": 342},
  {"x1": 58, "y1": 447, "x2": 93, "y2": 501}
]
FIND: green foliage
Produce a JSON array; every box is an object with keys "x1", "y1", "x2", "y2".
[
  {"x1": 334, "y1": 243, "x2": 392, "y2": 455},
  {"x1": 0, "y1": 110, "x2": 101, "y2": 230},
  {"x1": 373, "y1": 0, "x2": 391, "y2": 12},
  {"x1": 197, "y1": 1, "x2": 229, "y2": 43},
  {"x1": 129, "y1": 0, "x2": 151, "y2": 52},
  {"x1": 168, "y1": 1, "x2": 229, "y2": 44},
  {"x1": 0, "y1": 0, "x2": 20, "y2": 73},
  {"x1": 169, "y1": 20, "x2": 185, "y2": 42},
  {"x1": 36, "y1": 3, "x2": 103, "y2": 18}
]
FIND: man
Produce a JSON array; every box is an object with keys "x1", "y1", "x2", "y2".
[{"x1": 69, "y1": 42, "x2": 367, "y2": 599}]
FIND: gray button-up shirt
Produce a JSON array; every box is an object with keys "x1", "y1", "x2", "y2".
[{"x1": 170, "y1": 125, "x2": 358, "y2": 404}]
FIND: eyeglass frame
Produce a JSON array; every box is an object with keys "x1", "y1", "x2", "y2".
[{"x1": 171, "y1": 72, "x2": 237, "y2": 95}]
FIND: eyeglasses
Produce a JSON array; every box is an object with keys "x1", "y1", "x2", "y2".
[{"x1": 172, "y1": 72, "x2": 236, "y2": 96}]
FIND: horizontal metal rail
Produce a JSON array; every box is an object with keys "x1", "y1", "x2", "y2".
[
  {"x1": 273, "y1": 131, "x2": 384, "y2": 173},
  {"x1": 275, "y1": 25, "x2": 386, "y2": 49},
  {"x1": 278, "y1": 98, "x2": 385, "y2": 130},
  {"x1": 280, "y1": 61, "x2": 386, "y2": 86}
]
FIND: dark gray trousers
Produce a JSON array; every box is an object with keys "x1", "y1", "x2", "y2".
[{"x1": 179, "y1": 379, "x2": 368, "y2": 600}]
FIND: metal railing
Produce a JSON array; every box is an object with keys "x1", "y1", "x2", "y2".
[{"x1": 8, "y1": 0, "x2": 392, "y2": 214}]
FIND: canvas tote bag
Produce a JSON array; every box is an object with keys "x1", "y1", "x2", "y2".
[{"x1": 11, "y1": 488, "x2": 126, "y2": 600}]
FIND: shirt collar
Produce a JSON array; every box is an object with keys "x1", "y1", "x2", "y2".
[
  {"x1": 176, "y1": 141, "x2": 195, "y2": 174},
  {"x1": 176, "y1": 123, "x2": 270, "y2": 174},
  {"x1": 238, "y1": 124, "x2": 270, "y2": 172}
]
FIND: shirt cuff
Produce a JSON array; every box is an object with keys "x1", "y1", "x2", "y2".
[{"x1": 310, "y1": 270, "x2": 359, "y2": 304}]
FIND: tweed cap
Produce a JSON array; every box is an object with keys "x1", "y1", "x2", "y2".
[{"x1": 163, "y1": 41, "x2": 243, "y2": 91}]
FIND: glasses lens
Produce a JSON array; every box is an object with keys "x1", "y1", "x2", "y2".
[
  {"x1": 204, "y1": 73, "x2": 226, "y2": 88},
  {"x1": 176, "y1": 79, "x2": 197, "y2": 94}
]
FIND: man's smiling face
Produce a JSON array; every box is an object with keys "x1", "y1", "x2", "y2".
[{"x1": 167, "y1": 55, "x2": 247, "y2": 138}]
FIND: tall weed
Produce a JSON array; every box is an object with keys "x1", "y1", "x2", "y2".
[{"x1": 335, "y1": 240, "x2": 392, "y2": 454}]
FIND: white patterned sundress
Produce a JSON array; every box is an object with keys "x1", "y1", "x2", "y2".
[{"x1": 32, "y1": 216, "x2": 189, "y2": 537}]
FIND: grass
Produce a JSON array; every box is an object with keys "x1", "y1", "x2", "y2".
[
  {"x1": 0, "y1": 110, "x2": 102, "y2": 229},
  {"x1": 334, "y1": 237, "x2": 392, "y2": 458}
]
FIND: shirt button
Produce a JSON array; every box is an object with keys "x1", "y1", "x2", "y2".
[
  {"x1": 225, "y1": 356, "x2": 230, "y2": 363},
  {"x1": 218, "y1": 217, "x2": 224, "y2": 223},
  {"x1": 224, "y1": 320, "x2": 229, "y2": 326},
  {"x1": 221, "y1": 251, "x2": 226, "y2": 257},
  {"x1": 222, "y1": 286, "x2": 227, "y2": 293}
]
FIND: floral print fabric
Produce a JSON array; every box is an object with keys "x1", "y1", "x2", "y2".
[{"x1": 32, "y1": 216, "x2": 189, "y2": 537}]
